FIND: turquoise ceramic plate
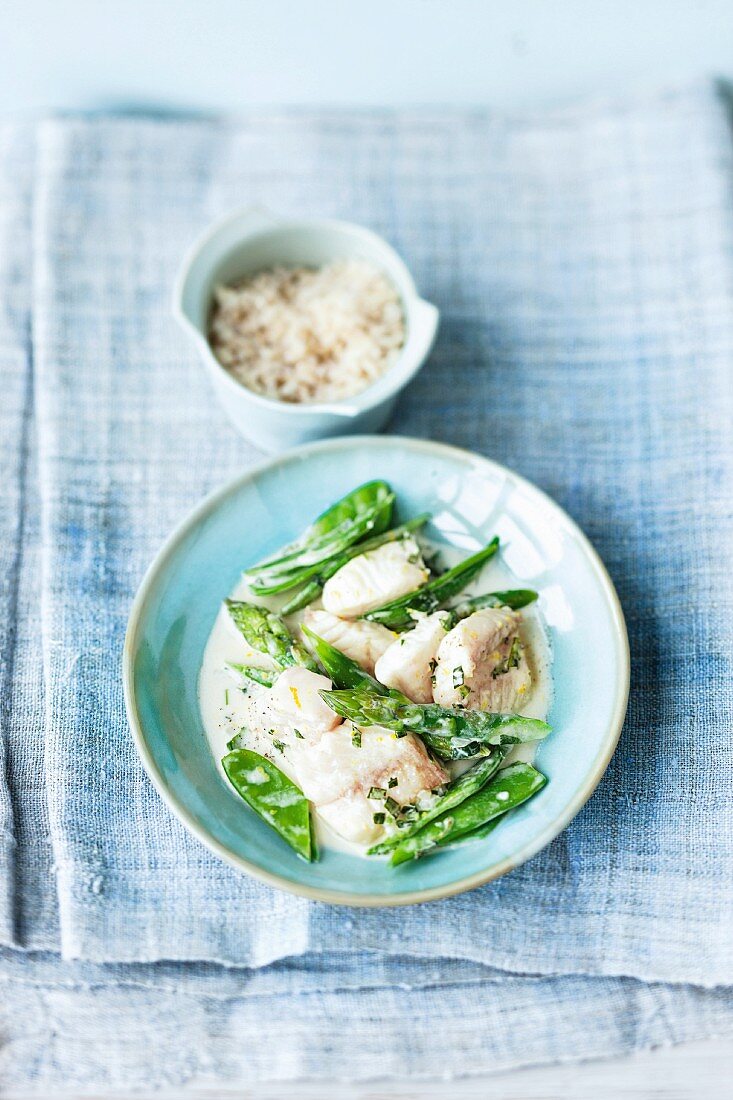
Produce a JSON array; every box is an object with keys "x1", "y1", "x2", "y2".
[{"x1": 124, "y1": 436, "x2": 629, "y2": 906}]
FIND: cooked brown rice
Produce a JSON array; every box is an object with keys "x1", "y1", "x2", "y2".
[{"x1": 208, "y1": 260, "x2": 405, "y2": 404}]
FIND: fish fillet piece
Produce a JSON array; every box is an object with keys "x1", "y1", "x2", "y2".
[
  {"x1": 321, "y1": 538, "x2": 428, "y2": 618},
  {"x1": 292, "y1": 723, "x2": 447, "y2": 845},
  {"x1": 433, "y1": 606, "x2": 531, "y2": 713},
  {"x1": 267, "y1": 666, "x2": 342, "y2": 737},
  {"x1": 303, "y1": 608, "x2": 395, "y2": 674},
  {"x1": 374, "y1": 611, "x2": 450, "y2": 702}
]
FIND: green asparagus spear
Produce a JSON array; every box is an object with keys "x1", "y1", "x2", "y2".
[
  {"x1": 227, "y1": 663, "x2": 277, "y2": 688},
  {"x1": 280, "y1": 515, "x2": 430, "y2": 615},
  {"x1": 318, "y1": 687, "x2": 550, "y2": 760},
  {"x1": 368, "y1": 751, "x2": 507, "y2": 854},
  {"x1": 222, "y1": 748, "x2": 314, "y2": 861},
  {"x1": 225, "y1": 600, "x2": 319, "y2": 672},
  {"x1": 389, "y1": 763, "x2": 547, "y2": 865},
  {"x1": 301, "y1": 626, "x2": 388, "y2": 693},
  {"x1": 245, "y1": 481, "x2": 395, "y2": 594},
  {"x1": 447, "y1": 589, "x2": 538, "y2": 624},
  {"x1": 363, "y1": 538, "x2": 500, "y2": 630}
]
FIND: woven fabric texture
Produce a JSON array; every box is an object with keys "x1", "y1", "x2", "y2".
[{"x1": 1, "y1": 83, "x2": 733, "y2": 1089}]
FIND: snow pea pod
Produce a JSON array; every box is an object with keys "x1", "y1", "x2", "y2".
[
  {"x1": 368, "y1": 750, "x2": 507, "y2": 855},
  {"x1": 389, "y1": 762, "x2": 547, "y2": 865},
  {"x1": 225, "y1": 600, "x2": 319, "y2": 673},
  {"x1": 318, "y1": 687, "x2": 550, "y2": 760},
  {"x1": 222, "y1": 748, "x2": 314, "y2": 861},
  {"x1": 363, "y1": 538, "x2": 500, "y2": 630},
  {"x1": 447, "y1": 589, "x2": 538, "y2": 624},
  {"x1": 280, "y1": 514, "x2": 430, "y2": 616},
  {"x1": 245, "y1": 481, "x2": 395, "y2": 594},
  {"x1": 440, "y1": 815, "x2": 501, "y2": 847}
]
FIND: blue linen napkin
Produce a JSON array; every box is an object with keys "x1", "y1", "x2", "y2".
[
  {"x1": 26, "y1": 84, "x2": 733, "y2": 983},
  {"x1": 0, "y1": 123, "x2": 59, "y2": 953},
  {"x1": 0, "y1": 124, "x2": 27, "y2": 944},
  {"x1": 3, "y1": 82, "x2": 733, "y2": 1092},
  {"x1": 1, "y1": 83, "x2": 731, "y2": 986},
  {"x1": 3, "y1": 946, "x2": 733, "y2": 1090}
]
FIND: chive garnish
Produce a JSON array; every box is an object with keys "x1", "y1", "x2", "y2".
[
  {"x1": 368, "y1": 786, "x2": 386, "y2": 800},
  {"x1": 373, "y1": 812, "x2": 386, "y2": 824},
  {"x1": 492, "y1": 636, "x2": 523, "y2": 678},
  {"x1": 352, "y1": 729, "x2": 362, "y2": 748},
  {"x1": 388, "y1": 776, "x2": 398, "y2": 788}
]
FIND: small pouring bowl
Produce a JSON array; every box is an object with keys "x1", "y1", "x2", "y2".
[{"x1": 173, "y1": 207, "x2": 439, "y2": 452}]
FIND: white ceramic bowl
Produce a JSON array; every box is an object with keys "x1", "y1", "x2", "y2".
[{"x1": 173, "y1": 207, "x2": 439, "y2": 451}]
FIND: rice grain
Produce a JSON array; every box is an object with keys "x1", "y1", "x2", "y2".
[{"x1": 208, "y1": 260, "x2": 405, "y2": 403}]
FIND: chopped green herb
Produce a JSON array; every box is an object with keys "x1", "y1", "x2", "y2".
[
  {"x1": 492, "y1": 636, "x2": 523, "y2": 678},
  {"x1": 458, "y1": 683, "x2": 471, "y2": 700},
  {"x1": 388, "y1": 776, "x2": 398, "y2": 788},
  {"x1": 272, "y1": 739, "x2": 286, "y2": 754},
  {"x1": 373, "y1": 812, "x2": 386, "y2": 825},
  {"x1": 226, "y1": 731, "x2": 245, "y2": 752},
  {"x1": 452, "y1": 666, "x2": 465, "y2": 688},
  {"x1": 351, "y1": 729, "x2": 362, "y2": 748},
  {"x1": 293, "y1": 728, "x2": 304, "y2": 740},
  {"x1": 428, "y1": 658, "x2": 437, "y2": 673},
  {"x1": 368, "y1": 786, "x2": 387, "y2": 800},
  {"x1": 224, "y1": 689, "x2": 230, "y2": 706},
  {"x1": 384, "y1": 796, "x2": 401, "y2": 816}
]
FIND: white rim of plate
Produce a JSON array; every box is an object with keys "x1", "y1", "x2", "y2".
[{"x1": 123, "y1": 435, "x2": 630, "y2": 907}]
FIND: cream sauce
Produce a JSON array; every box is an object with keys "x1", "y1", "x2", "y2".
[{"x1": 198, "y1": 542, "x2": 553, "y2": 856}]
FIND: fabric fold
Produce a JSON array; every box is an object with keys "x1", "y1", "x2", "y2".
[
  {"x1": 0, "y1": 124, "x2": 44, "y2": 949},
  {"x1": 2, "y1": 947, "x2": 733, "y2": 1091}
]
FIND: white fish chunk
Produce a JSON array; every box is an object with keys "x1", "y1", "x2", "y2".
[
  {"x1": 231, "y1": 668, "x2": 342, "y2": 777},
  {"x1": 374, "y1": 611, "x2": 450, "y2": 703},
  {"x1": 302, "y1": 608, "x2": 395, "y2": 674},
  {"x1": 321, "y1": 538, "x2": 428, "y2": 618},
  {"x1": 267, "y1": 666, "x2": 342, "y2": 737},
  {"x1": 479, "y1": 636, "x2": 532, "y2": 712},
  {"x1": 292, "y1": 723, "x2": 447, "y2": 845},
  {"x1": 317, "y1": 794, "x2": 385, "y2": 848},
  {"x1": 433, "y1": 607, "x2": 531, "y2": 713}
]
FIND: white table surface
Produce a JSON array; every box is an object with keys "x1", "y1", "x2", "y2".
[
  {"x1": 1, "y1": 0, "x2": 731, "y2": 115},
  {"x1": 25, "y1": 1036, "x2": 729, "y2": 1099}
]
